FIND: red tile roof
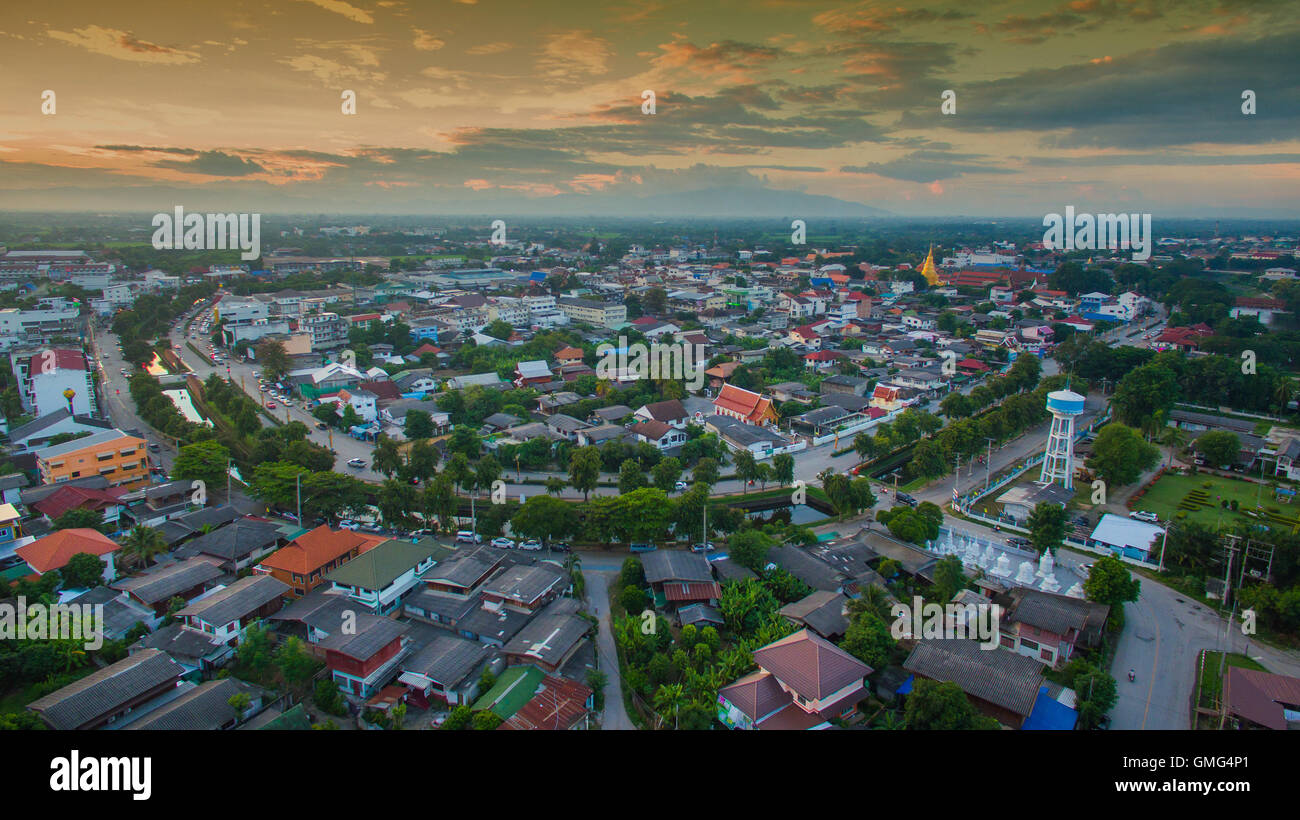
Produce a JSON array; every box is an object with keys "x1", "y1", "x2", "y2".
[
  {"x1": 31, "y1": 486, "x2": 126, "y2": 520},
  {"x1": 25, "y1": 348, "x2": 87, "y2": 373},
  {"x1": 498, "y1": 675, "x2": 593, "y2": 730},
  {"x1": 662, "y1": 581, "x2": 723, "y2": 602},
  {"x1": 714, "y1": 383, "x2": 774, "y2": 424},
  {"x1": 15, "y1": 528, "x2": 119, "y2": 574},
  {"x1": 258, "y1": 525, "x2": 375, "y2": 575},
  {"x1": 753, "y1": 628, "x2": 871, "y2": 700}
]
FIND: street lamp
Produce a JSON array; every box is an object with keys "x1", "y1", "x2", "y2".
[{"x1": 62, "y1": 387, "x2": 76, "y2": 415}]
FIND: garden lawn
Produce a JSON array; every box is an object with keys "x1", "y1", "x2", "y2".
[{"x1": 1133, "y1": 472, "x2": 1285, "y2": 531}]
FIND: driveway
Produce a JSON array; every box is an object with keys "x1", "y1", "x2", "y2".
[{"x1": 585, "y1": 570, "x2": 634, "y2": 730}]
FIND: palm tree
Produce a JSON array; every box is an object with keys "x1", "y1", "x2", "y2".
[
  {"x1": 120, "y1": 524, "x2": 167, "y2": 569},
  {"x1": 545, "y1": 476, "x2": 567, "y2": 496},
  {"x1": 1159, "y1": 426, "x2": 1188, "y2": 468},
  {"x1": 652, "y1": 683, "x2": 687, "y2": 729},
  {"x1": 564, "y1": 552, "x2": 585, "y2": 599},
  {"x1": 1274, "y1": 376, "x2": 1297, "y2": 416}
]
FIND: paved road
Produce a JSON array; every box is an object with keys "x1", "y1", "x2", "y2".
[{"x1": 586, "y1": 570, "x2": 634, "y2": 730}]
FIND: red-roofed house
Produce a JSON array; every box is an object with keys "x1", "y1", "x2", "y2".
[
  {"x1": 15, "y1": 528, "x2": 120, "y2": 582},
  {"x1": 553, "y1": 346, "x2": 586, "y2": 367},
  {"x1": 31, "y1": 485, "x2": 127, "y2": 525},
  {"x1": 498, "y1": 675, "x2": 594, "y2": 731},
  {"x1": 871, "y1": 384, "x2": 903, "y2": 412},
  {"x1": 254, "y1": 525, "x2": 385, "y2": 598},
  {"x1": 789, "y1": 324, "x2": 826, "y2": 350},
  {"x1": 957, "y1": 358, "x2": 990, "y2": 373},
  {"x1": 713, "y1": 384, "x2": 777, "y2": 427},
  {"x1": 1156, "y1": 323, "x2": 1214, "y2": 352},
  {"x1": 1231, "y1": 297, "x2": 1289, "y2": 326},
  {"x1": 412, "y1": 343, "x2": 442, "y2": 358},
  {"x1": 717, "y1": 629, "x2": 871, "y2": 730},
  {"x1": 1223, "y1": 666, "x2": 1300, "y2": 730},
  {"x1": 803, "y1": 350, "x2": 844, "y2": 371}
]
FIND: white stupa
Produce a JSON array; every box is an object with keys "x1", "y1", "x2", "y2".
[
  {"x1": 981, "y1": 544, "x2": 998, "y2": 569},
  {"x1": 1040, "y1": 574, "x2": 1061, "y2": 594},
  {"x1": 993, "y1": 553, "x2": 1012, "y2": 578},
  {"x1": 1015, "y1": 561, "x2": 1037, "y2": 585},
  {"x1": 1036, "y1": 550, "x2": 1055, "y2": 578},
  {"x1": 1066, "y1": 582, "x2": 1086, "y2": 599}
]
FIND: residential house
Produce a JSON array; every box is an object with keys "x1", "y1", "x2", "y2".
[
  {"x1": 15, "y1": 527, "x2": 120, "y2": 582},
  {"x1": 176, "y1": 574, "x2": 290, "y2": 646},
  {"x1": 320, "y1": 614, "x2": 411, "y2": 699},
  {"x1": 27, "y1": 649, "x2": 185, "y2": 730},
  {"x1": 254, "y1": 525, "x2": 385, "y2": 598},
  {"x1": 717, "y1": 629, "x2": 870, "y2": 730},
  {"x1": 323, "y1": 538, "x2": 442, "y2": 615}
]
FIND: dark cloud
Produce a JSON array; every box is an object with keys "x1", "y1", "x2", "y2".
[
  {"x1": 152, "y1": 150, "x2": 267, "y2": 176},
  {"x1": 841, "y1": 150, "x2": 1015, "y2": 182},
  {"x1": 898, "y1": 32, "x2": 1300, "y2": 149}
]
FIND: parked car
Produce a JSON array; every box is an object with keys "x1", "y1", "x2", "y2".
[
  {"x1": 456, "y1": 531, "x2": 483, "y2": 544},
  {"x1": 347, "y1": 458, "x2": 366, "y2": 469},
  {"x1": 1006, "y1": 536, "x2": 1031, "y2": 548},
  {"x1": 491, "y1": 537, "x2": 516, "y2": 549},
  {"x1": 896, "y1": 492, "x2": 919, "y2": 507},
  {"x1": 518, "y1": 539, "x2": 542, "y2": 551},
  {"x1": 674, "y1": 481, "x2": 689, "y2": 492},
  {"x1": 1129, "y1": 510, "x2": 1159, "y2": 523},
  {"x1": 315, "y1": 422, "x2": 329, "y2": 430},
  {"x1": 338, "y1": 520, "x2": 359, "y2": 531},
  {"x1": 265, "y1": 401, "x2": 277, "y2": 409},
  {"x1": 550, "y1": 541, "x2": 571, "y2": 552},
  {"x1": 691, "y1": 542, "x2": 716, "y2": 553}
]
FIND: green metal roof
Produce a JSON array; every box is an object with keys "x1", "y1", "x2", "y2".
[
  {"x1": 323, "y1": 539, "x2": 438, "y2": 591},
  {"x1": 471, "y1": 666, "x2": 544, "y2": 719}
]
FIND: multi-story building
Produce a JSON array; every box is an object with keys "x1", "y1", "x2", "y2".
[
  {"x1": 0, "y1": 298, "x2": 81, "y2": 350},
  {"x1": 35, "y1": 429, "x2": 150, "y2": 490},
  {"x1": 300, "y1": 312, "x2": 349, "y2": 350},
  {"x1": 12, "y1": 348, "x2": 96, "y2": 417},
  {"x1": 557, "y1": 297, "x2": 627, "y2": 328}
]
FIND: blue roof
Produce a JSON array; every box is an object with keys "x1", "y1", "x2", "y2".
[
  {"x1": 896, "y1": 673, "x2": 914, "y2": 695},
  {"x1": 1021, "y1": 686, "x2": 1078, "y2": 730},
  {"x1": 529, "y1": 271, "x2": 547, "y2": 281}
]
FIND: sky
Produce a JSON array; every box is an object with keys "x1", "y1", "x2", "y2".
[{"x1": 0, "y1": 0, "x2": 1296, "y2": 217}]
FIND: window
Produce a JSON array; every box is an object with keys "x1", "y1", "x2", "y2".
[
  {"x1": 1040, "y1": 648, "x2": 1053, "y2": 661},
  {"x1": 1020, "y1": 638, "x2": 1039, "y2": 651},
  {"x1": 97, "y1": 453, "x2": 113, "y2": 462}
]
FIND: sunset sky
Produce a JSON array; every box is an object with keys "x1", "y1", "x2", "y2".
[{"x1": 0, "y1": 0, "x2": 1296, "y2": 216}]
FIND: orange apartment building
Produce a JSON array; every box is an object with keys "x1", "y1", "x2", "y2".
[
  {"x1": 34, "y1": 429, "x2": 151, "y2": 490},
  {"x1": 254, "y1": 525, "x2": 386, "y2": 598}
]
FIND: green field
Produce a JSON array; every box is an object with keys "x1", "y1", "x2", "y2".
[{"x1": 1132, "y1": 472, "x2": 1297, "y2": 532}]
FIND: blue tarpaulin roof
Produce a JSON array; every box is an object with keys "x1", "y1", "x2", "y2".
[
  {"x1": 896, "y1": 673, "x2": 914, "y2": 695},
  {"x1": 1021, "y1": 686, "x2": 1078, "y2": 730}
]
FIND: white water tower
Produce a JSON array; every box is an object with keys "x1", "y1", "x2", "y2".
[{"x1": 1039, "y1": 389, "x2": 1085, "y2": 490}]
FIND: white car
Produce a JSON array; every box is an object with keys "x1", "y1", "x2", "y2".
[
  {"x1": 1129, "y1": 510, "x2": 1160, "y2": 523},
  {"x1": 491, "y1": 537, "x2": 516, "y2": 549},
  {"x1": 674, "y1": 481, "x2": 689, "y2": 491},
  {"x1": 347, "y1": 458, "x2": 366, "y2": 469},
  {"x1": 518, "y1": 539, "x2": 542, "y2": 551}
]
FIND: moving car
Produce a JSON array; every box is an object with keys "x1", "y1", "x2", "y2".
[
  {"x1": 266, "y1": 401, "x2": 277, "y2": 409},
  {"x1": 896, "y1": 492, "x2": 919, "y2": 507},
  {"x1": 691, "y1": 542, "x2": 715, "y2": 553},
  {"x1": 347, "y1": 458, "x2": 366, "y2": 469},
  {"x1": 491, "y1": 537, "x2": 515, "y2": 549},
  {"x1": 674, "y1": 481, "x2": 689, "y2": 491},
  {"x1": 315, "y1": 422, "x2": 329, "y2": 430}
]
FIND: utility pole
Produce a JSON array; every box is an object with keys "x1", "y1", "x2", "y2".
[
  {"x1": 1157, "y1": 518, "x2": 1170, "y2": 573},
  {"x1": 985, "y1": 437, "x2": 994, "y2": 492},
  {"x1": 296, "y1": 471, "x2": 302, "y2": 525}
]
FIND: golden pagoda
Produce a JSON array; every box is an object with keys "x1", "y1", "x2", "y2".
[{"x1": 920, "y1": 245, "x2": 941, "y2": 286}]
